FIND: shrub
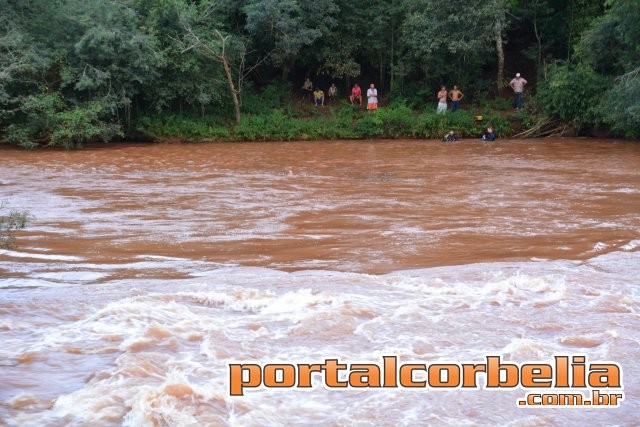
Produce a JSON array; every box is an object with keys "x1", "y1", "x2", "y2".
[
  {"x1": 412, "y1": 112, "x2": 450, "y2": 138},
  {"x1": 354, "y1": 110, "x2": 384, "y2": 138},
  {"x1": 537, "y1": 63, "x2": 610, "y2": 130},
  {"x1": 600, "y1": 76, "x2": 640, "y2": 138},
  {"x1": 3, "y1": 92, "x2": 123, "y2": 148},
  {"x1": 0, "y1": 202, "x2": 29, "y2": 249},
  {"x1": 378, "y1": 103, "x2": 415, "y2": 138},
  {"x1": 50, "y1": 103, "x2": 122, "y2": 149},
  {"x1": 232, "y1": 114, "x2": 266, "y2": 141},
  {"x1": 241, "y1": 82, "x2": 293, "y2": 115},
  {"x1": 137, "y1": 114, "x2": 230, "y2": 140}
]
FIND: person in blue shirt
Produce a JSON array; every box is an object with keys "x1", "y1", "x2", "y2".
[{"x1": 482, "y1": 126, "x2": 496, "y2": 141}]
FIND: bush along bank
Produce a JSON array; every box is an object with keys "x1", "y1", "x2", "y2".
[{"x1": 136, "y1": 103, "x2": 518, "y2": 143}]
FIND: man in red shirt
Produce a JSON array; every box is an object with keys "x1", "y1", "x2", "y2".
[{"x1": 350, "y1": 83, "x2": 362, "y2": 105}]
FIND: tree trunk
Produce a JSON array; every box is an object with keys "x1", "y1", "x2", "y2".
[
  {"x1": 221, "y1": 54, "x2": 241, "y2": 124},
  {"x1": 390, "y1": 19, "x2": 395, "y2": 93},
  {"x1": 532, "y1": 2, "x2": 542, "y2": 76},
  {"x1": 495, "y1": 18, "x2": 505, "y2": 89}
]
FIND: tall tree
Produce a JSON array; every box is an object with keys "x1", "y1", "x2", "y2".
[
  {"x1": 403, "y1": 0, "x2": 512, "y2": 90},
  {"x1": 1, "y1": 0, "x2": 160, "y2": 147},
  {"x1": 578, "y1": 0, "x2": 640, "y2": 136},
  {"x1": 176, "y1": 0, "x2": 272, "y2": 123},
  {"x1": 243, "y1": 0, "x2": 338, "y2": 81}
]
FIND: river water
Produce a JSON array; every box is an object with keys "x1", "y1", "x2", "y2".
[{"x1": 0, "y1": 138, "x2": 638, "y2": 426}]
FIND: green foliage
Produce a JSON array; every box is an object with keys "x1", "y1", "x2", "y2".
[
  {"x1": 376, "y1": 103, "x2": 413, "y2": 138},
  {"x1": 0, "y1": 202, "x2": 29, "y2": 249},
  {"x1": 477, "y1": 96, "x2": 512, "y2": 112},
  {"x1": 134, "y1": 101, "x2": 526, "y2": 141},
  {"x1": 232, "y1": 109, "x2": 355, "y2": 141},
  {"x1": 576, "y1": 0, "x2": 638, "y2": 75},
  {"x1": 354, "y1": 111, "x2": 384, "y2": 138},
  {"x1": 4, "y1": 92, "x2": 123, "y2": 148},
  {"x1": 601, "y1": 74, "x2": 640, "y2": 137},
  {"x1": 133, "y1": 0, "x2": 227, "y2": 114},
  {"x1": 403, "y1": 0, "x2": 510, "y2": 88},
  {"x1": 236, "y1": 110, "x2": 289, "y2": 140},
  {"x1": 4, "y1": 126, "x2": 37, "y2": 149},
  {"x1": 413, "y1": 112, "x2": 454, "y2": 138},
  {"x1": 241, "y1": 82, "x2": 292, "y2": 114},
  {"x1": 404, "y1": 0, "x2": 498, "y2": 58},
  {"x1": 574, "y1": 0, "x2": 640, "y2": 136},
  {"x1": 1, "y1": 0, "x2": 639, "y2": 143},
  {"x1": 6, "y1": 92, "x2": 64, "y2": 146},
  {"x1": 50, "y1": 103, "x2": 123, "y2": 149},
  {"x1": 537, "y1": 64, "x2": 610, "y2": 129},
  {"x1": 0, "y1": 0, "x2": 158, "y2": 146},
  {"x1": 398, "y1": 83, "x2": 433, "y2": 110},
  {"x1": 137, "y1": 114, "x2": 230, "y2": 140},
  {"x1": 243, "y1": 0, "x2": 338, "y2": 75}
]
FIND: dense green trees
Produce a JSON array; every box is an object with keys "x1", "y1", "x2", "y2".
[
  {"x1": 404, "y1": 0, "x2": 511, "y2": 91},
  {"x1": 537, "y1": 0, "x2": 640, "y2": 136},
  {"x1": 1, "y1": 0, "x2": 159, "y2": 147},
  {"x1": 0, "y1": 0, "x2": 638, "y2": 145}
]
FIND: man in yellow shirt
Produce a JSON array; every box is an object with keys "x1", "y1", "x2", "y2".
[{"x1": 313, "y1": 88, "x2": 325, "y2": 106}]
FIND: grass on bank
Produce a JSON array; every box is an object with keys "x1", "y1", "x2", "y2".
[{"x1": 137, "y1": 102, "x2": 516, "y2": 142}]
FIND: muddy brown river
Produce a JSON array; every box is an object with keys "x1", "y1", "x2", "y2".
[{"x1": 1, "y1": 138, "x2": 639, "y2": 426}]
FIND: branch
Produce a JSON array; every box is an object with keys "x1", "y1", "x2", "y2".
[
  {"x1": 616, "y1": 66, "x2": 640, "y2": 86},
  {"x1": 170, "y1": 34, "x2": 200, "y2": 54},
  {"x1": 243, "y1": 49, "x2": 273, "y2": 78}
]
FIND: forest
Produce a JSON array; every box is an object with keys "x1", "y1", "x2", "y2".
[{"x1": 1, "y1": 0, "x2": 639, "y2": 148}]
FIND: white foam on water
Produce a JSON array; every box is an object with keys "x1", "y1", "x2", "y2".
[
  {"x1": 0, "y1": 249, "x2": 84, "y2": 261},
  {"x1": 610, "y1": 187, "x2": 639, "y2": 193},
  {"x1": 0, "y1": 251, "x2": 638, "y2": 425},
  {"x1": 621, "y1": 239, "x2": 640, "y2": 250},
  {"x1": 31, "y1": 271, "x2": 109, "y2": 282},
  {"x1": 21, "y1": 247, "x2": 52, "y2": 252},
  {"x1": 0, "y1": 278, "x2": 65, "y2": 289}
]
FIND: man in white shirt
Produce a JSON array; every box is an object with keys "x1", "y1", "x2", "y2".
[
  {"x1": 367, "y1": 83, "x2": 378, "y2": 110},
  {"x1": 509, "y1": 73, "x2": 528, "y2": 110}
]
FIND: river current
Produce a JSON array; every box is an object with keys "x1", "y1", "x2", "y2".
[{"x1": 1, "y1": 138, "x2": 639, "y2": 425}]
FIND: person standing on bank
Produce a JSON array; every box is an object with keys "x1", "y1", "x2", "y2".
[
  {"x1": 302, "y1": 77, "x2": 313, "y2": 102},
  {"x1": 367, "y1": 83, "x2": 378, "y2": 110},
  {"x1": 448, "y1": 85, "x2": 464, "y2": 113},
  {"x1": 509, "y1": 73, "x2": 528, "y2": 110},
  {"x1": 328, "y1": 83, "x2": 338, "y2": 102},
  {"x1": 437, "y1": 86, "x2": 448, "y2": 114}
]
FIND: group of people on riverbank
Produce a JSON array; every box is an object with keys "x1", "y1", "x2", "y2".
[
  {"x1": 302, "y1": 78, "x2": 338, "y2": 107},
  {"x1": 303, "y1": 72, "x2": 527, "y2": 141},
  {"x1": 304, "y1": 71, "x2": 527, "y2": 113},
  {"x1": 349, "y1": 83, "x2": 378, "y2": 110},
  {"x1": 437, "y1": 73, "x2": 528, "y2": 113},
  {"x1": 437, "y1": 85, "x2": 465, "y2": 113},
  {"x1": 303, "y1": 79, "x2": 379, "y2": 110}
]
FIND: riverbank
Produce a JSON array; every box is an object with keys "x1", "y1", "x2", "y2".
[
  {"x1": 136, "y1": 102, "x2": 541, "y2": 144},
  {"x1": 0, "y1": 101, "x2": 557, "y2": 149},
  {"x1": 3, "y1": 90, "x2": 624, "y2": 149}
]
